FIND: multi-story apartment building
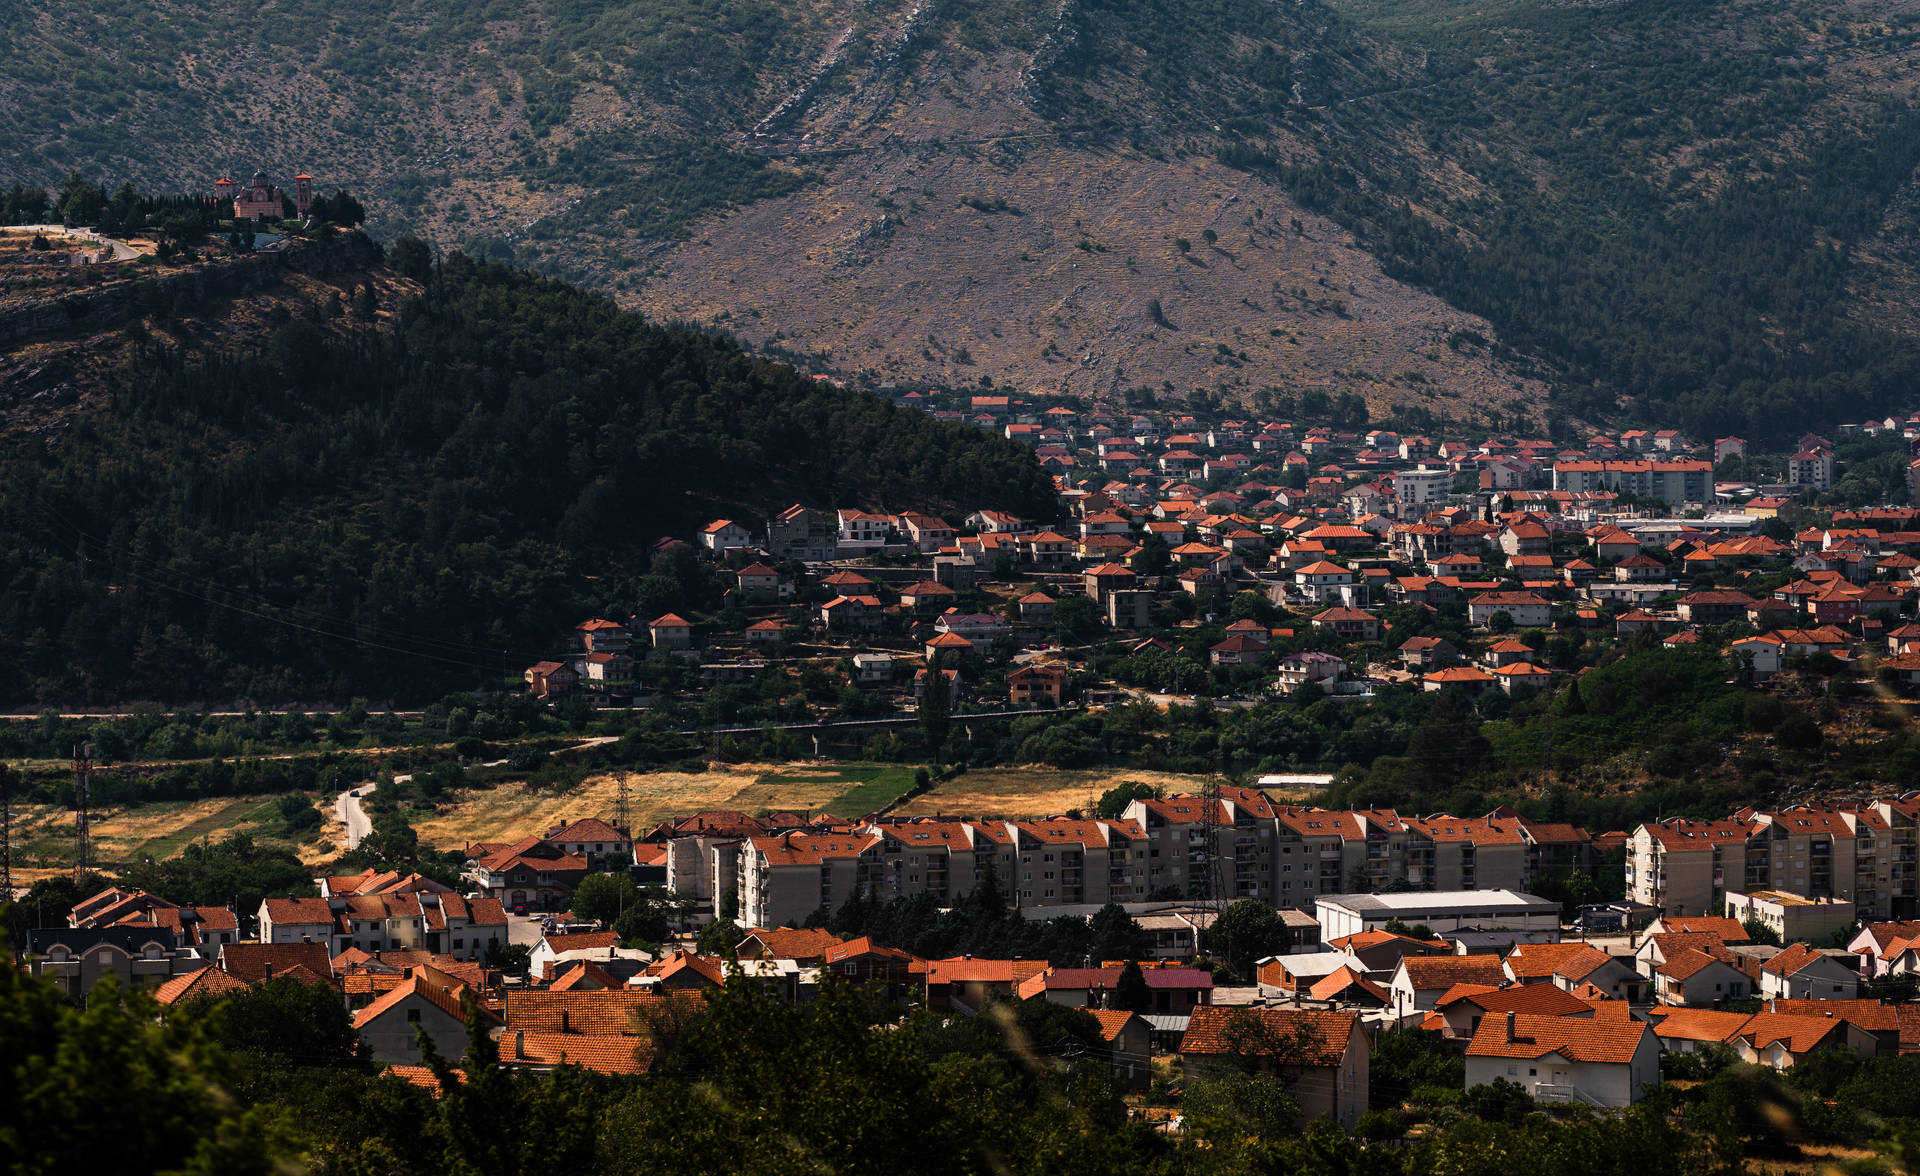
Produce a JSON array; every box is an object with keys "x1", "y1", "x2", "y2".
[
  {"x1": 658, "y1": 792, "x2": 1613, "y2": 924},
  {"x1": 1629, "y1": 801, "x2": 1919, "y2": 920},
  {"x1": 1551, "y1": 459, "x2": 1711, "y2": 508}
]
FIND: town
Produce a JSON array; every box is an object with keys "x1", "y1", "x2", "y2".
[{"x1": 12, "y1": 395, "x2": 1920, "y2": 1142}]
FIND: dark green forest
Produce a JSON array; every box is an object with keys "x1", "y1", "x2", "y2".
[{"x1": 0, "y1": 251, "x2": 1056, "y2": 705}]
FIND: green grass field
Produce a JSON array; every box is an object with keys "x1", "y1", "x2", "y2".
[{"x1": 774, "y1": 766, "x2": 922, "y2": 816}]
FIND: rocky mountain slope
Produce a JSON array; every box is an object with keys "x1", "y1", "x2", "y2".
[{"x1": 8, "y1": 0, "x2": 1920, "y2": 437}]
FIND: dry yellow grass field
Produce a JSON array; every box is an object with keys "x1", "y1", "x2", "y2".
[
  {"x1": 404, "y1": 763, "x2": 1305, "y2": 852},
  {"x1": 405, "y1": 764, "x2": 853, "y2": 850},
  {"x1": 11, "y1": 794, "x2": 337, "y2": 884}
]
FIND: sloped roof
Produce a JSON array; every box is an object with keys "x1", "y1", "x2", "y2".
[
  {"x1": 1400, "y1": 954, "x2": 1507, "y2": 989},
  {"x1": 1179, "y1": 1006, "x2": 1359, "y2": 1065},
  {"x1": 1465, "y1": 1013, "x2": 1650, "y2": 1064},
  {"x1": 500, "y1": 1030, "x2": 653, "y2": 1075},
  {"x1": 152, "y1": 965, "x2": 249, "y2": 1006}
]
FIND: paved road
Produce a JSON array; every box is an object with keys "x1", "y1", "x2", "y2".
[
  {"x1": 335, "y1": 780, "x2": 380, "y2": 849},
  {"x1": 7, "y1": 223, "x2": 137, "y2": 261}
]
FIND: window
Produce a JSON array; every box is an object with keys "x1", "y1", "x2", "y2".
[
  {"x1": 843, "y1": 963, "x2": 858, "y2": 976},
  {"x1": 406, "y1": 1008, "x2": 421, "y2": 1023},
  {"x1": 1529, "y1": 1069, "x2": 1537, "y2": 1077},
  {"x1": 453, "y1": 938, "x2": 465, "y2": 949}
]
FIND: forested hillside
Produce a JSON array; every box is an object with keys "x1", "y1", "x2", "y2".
[
  {"x1": 8, "y1": 0, "x2": 1920, "y2": 435},
  {"x1": 0, "y1": 252, "x2": 1055, "y2": 705}
]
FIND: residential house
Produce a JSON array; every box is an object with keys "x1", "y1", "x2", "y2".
[
  {"x1": 1312, "y1": 606, "x2": 1380, "y2": 642},
  {"x1": 1467, "y1": 591, "x2": 1551, "y2": 629},
  {"x1": 1758, "y1": 943, "x2": 1859, "y2": 1000},
  {"x1": 1008, "y1": 663, "x2": 1068, "y2": 709},
  {"x1": 699, "y1": 519, "x2": 754, "y2": 554},
  {"x1": 1389, "y1": 954, "x2": 1509, "y2": 1015},
  {"x1": 523, "y1": 660, "x2": 578, "y2": 698},
  {"x1": 766, "y1": 505, "x2": 836, "y2": 562},
  {"x1": 1654, "y1": 948, "x2": 1753, "y2": 1006},
  {"x1": 353, "y1": 965, "x2": 489, "y2": 1065},
  {"x1": 648, "y1": 613, "x2": 695, "y2": 651},
  {"x1": 1180, "y1": 1007, "x2": 1371, "y2": 1129},
  {"x1": 1464, "y1": 1012, "x2": 1660, "y2": 1107},
  {"x1": 733, "y1": 563, "x2": 782, "y2": 605}
]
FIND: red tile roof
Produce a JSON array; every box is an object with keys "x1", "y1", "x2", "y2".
[
  {"x1": 1179, "y1": 1006, "x2": 1359, "y2": 1065},
  {"x1": 1465, "y1": 1013, "x2": 1650, "y2": 1064}
]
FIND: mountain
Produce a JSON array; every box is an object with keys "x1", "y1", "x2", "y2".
[
  {"x1": 0, "y1": 247, "x2": 1054, "y2": 705},
  {"x1": 6, "y1": 0, "x2": 1920, "y2": 438}
]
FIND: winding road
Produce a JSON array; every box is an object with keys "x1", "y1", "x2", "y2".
[
  {"x1": 334, "y1": 780, "x2": 381, "y2": 849},
  {"x1": 7, "y1": 224, "x2": 138, "y2": 261}
]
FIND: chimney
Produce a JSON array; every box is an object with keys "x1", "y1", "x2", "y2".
[
  {"x1": 264, "y1": 962, "x2": 275, "y2": 981},
  {"x1": 560, "y1": 1009, "x2": 570, "y2": 1033},
  {"x1": 1504, "y1": 1011, "x2": 1515, "y2": 1042},
  {"x1": 515, "y1": 1030, "x2": 524, "y2": 1057}
]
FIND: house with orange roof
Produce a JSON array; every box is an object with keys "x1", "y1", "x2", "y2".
[
  {"x1": 1389, "y1": 954, "x2": 1509, "y2": 1014},
  {"x1": 501, "y1": 1029, "x2": 653, "y2": 1075},
  {"x1": 1758, "y1": 942, "x2": 1859, "y2": 1001},
  {"x1": 1421, "y1": 665, "x2": 1498, "y2": 695},
  {"x1": 152, "y1": 965, "x2": 249, "y2": 1007},
  {"x1": 735, "y1": 926, "x2": 846, "y2": 964},
  {"x1": 1180, "y1": 1007, "x2": 1370, "y2": 1128},
  {"x1": 1653, "y1": 948, "x2": 1753, "y2": 1006},
  {"x1": 1465, "y1": 1012, "x2": 1660, "y2": 1106},
  {"x1": 1503, "y1": 942, "x2": 1645, "y2": 1003},
  {"x1": 352, "y1": 964, "x2": 490, "y2": 1065},
  {"x1": 698, "y1": 518, "x2": 753, "y2": 553},
  {"x1": 1434, "y1": 981, "x2": 1596, "y2": 1039},
  {"x1": 1730, "y1": 1011, "x2": 1877, "y2": 1068},
  {"x1": 923, "y1": 957, "x2": 1050, "y2": 1014}
]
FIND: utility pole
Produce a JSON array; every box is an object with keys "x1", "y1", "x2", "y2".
[{"x1": 71, "y1": 742, "x2": 92, "y2": 883}]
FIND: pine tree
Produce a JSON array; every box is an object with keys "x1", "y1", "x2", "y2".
[{"x1": 1112, "y1": 959, "x2": 1152, "y2": 1012}]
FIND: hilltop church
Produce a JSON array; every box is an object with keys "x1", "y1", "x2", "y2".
[{"x1": 215, "y1": 171, "x2": 313, "y2": 222}]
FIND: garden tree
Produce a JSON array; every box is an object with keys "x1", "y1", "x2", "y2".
[
  {"x1": 1050, "y1": 594, "x2": 1104, "y2": 642},
  {"x1": 1111, "y1": 959, "x2": 1152, "y2": 1012},
  {"x1": 276, "y1": 792, "x2": 322, "y2": 834},
  {"x1": 388, "y1": 234, "x2": 433, "y2": 279},
  {"x1": 1368, "y1": 1029, "x2": 1464, "y2": 1108},
  {"x1": 122, "y1": 832, "x2": 313, "y2": 915},
  {"x1": 1095, "y1": 780, "x2": 1160, "y2": 818},
  {"x1": 1459, "y1": 1076, "x2": 1535, "y2": 1124},
  {"x1": 335, "y1": 816, "x2": 464, "y2": 887},
  {"x1": 697, "y1": 916, "x2": 742, "y2": 957},
  {"x1": 170, "y1": 976, "x2": 371, "y2": 1075},
  {"x1": 1740, "y1": 916, "x2": 1784, "y2": 947},
  {"x1": 420, "y1": 996, "x2": 602, "y2": 1176},
  {"x1": 919, "y1": 650, "x2": 952, "y2": 759},
  {"x1": 571, "y1": 872, "x2": 638, "y2": 927},
  {"x1": 1201, "y1": 899, "x2": 1290, "y2": 980},
  {"x1": 0, "y1": 967, "x2": 293, "y2": 1173},
  {"x1": 1087, "y1": 902, "x2": 1151, "y2": 963},
  {"x1": 614, "y1": 886, "x2": 699, "y2": 944}
]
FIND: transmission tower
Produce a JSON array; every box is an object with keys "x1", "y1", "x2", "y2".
[
  {"x1": 71, "y1": 742, "x2": 92, "y2": 882},
  {"x1": 1204, "y1": 777, "x2": 1228, "y2": 909},
  {"x1": 1, "y1": 763, "x2": 14, "y2": 896},
  {"x1": 613, "y1": 772, "x2": 632, "y2": 840}
]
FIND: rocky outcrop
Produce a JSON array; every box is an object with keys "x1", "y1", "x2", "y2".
[{"x1": 0, "y1": 231, "x2": 380, "y2": 350}]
